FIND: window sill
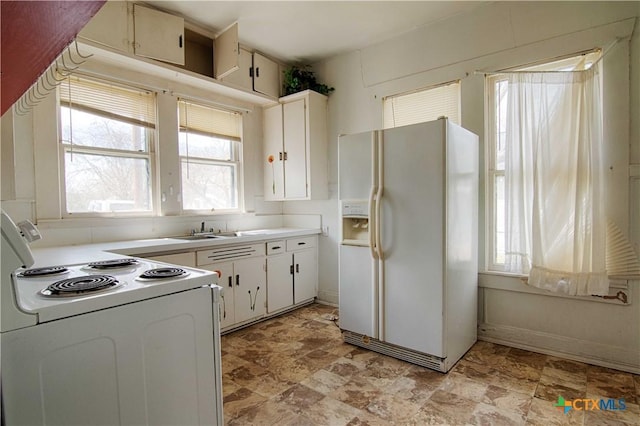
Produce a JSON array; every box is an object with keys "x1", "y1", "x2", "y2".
[{"x1": 478, "y1": 271, "x2": 633, "y2": 305}]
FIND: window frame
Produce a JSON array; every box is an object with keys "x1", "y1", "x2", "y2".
[
  {"x1": 58, "y1": 76, "x2": 157, "y2": 218},
  {"x1": 177, "y1": 100, "x2": 244, "y2": 214},
  {"x1": 485, "y1": 74, "x2": 508, "y2": 272},
  {"x1": 484, "y1": 50, "x2": 602, "y2": 273}
]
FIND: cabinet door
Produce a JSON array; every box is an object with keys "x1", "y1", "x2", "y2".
[
  {"x1": 133, "y1": 4, "x2": 184, "y2": 65},
  {"x1": 283, "y1": 99, "x2": 308, "y2": 199},
  {"x1": 220, "y1": 48, "x2": 252, "y2": 91},
  {"x1": 206, "y1": 262, "x2": 235, "y2": 329},
  {"x1": 233, "y1": 257, "x2": 266, "y2": 323},
  {"x1": 79, "y1": 1, "x2": 130, "y2": 53},
  {"x1": 214, "y1": 22, "x2": 239, "y2": 79},
  {"x1": 263, "y1": 104, "x2": 285, "y2": 200},
  {"x1": 267, "y1": 254, "x2": 293, "y2": 313},
  {"x1": 294, "y1": 248, "x2": 317, "y2": 304},
  {"x1": 253, "y1": 53, "x2": 280, "y2": 98}
]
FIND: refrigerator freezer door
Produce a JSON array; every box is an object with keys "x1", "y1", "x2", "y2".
[
  {"x1": 380, "y1": 120, "x2": 445, "y2": 357},
  {"x1": 339, "y1": 131, "x2": 378, "y2": 338},
  {"x1": 338, "y1": 131, "x2": 374, "y2": 200}
]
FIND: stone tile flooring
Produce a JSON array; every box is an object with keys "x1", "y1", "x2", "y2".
[{"x1": 221, "y1": 304, "x2": 640, "y2": 425}]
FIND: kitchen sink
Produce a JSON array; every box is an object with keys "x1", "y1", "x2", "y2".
[{"x1": 174, "y1": 231, "x2": 240, "y2": 241}]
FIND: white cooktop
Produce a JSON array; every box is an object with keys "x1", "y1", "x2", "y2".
[{"x1": 12, "y1": 258, "x2": 218, "y2": 323}]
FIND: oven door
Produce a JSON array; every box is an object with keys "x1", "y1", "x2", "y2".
[{"x1": 2, "y1": 286, "x2": 222, "y2": 425}]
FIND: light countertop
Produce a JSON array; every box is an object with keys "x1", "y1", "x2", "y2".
[{"x1": 30, "y1": 227, "x2": 321, "y2": 267}]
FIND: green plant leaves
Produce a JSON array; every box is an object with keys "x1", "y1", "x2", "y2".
[{"x1": 283, "y1": 65, "x2": 334, "y2": 96}]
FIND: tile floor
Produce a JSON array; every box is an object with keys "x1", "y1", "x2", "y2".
[{"x1": 221, "y1": 304, "x2": 640, "y2": 425}]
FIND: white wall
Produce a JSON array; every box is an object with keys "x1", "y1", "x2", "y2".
[{"x1": 295, "y1": 1, "x2": 640, "y2": 371}]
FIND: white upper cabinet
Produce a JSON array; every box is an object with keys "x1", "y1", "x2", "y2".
[
  {"x1": 264, "y1": 104, "x2": 285, "y2": 199},
  {"x1": 283, "y1": 99, "x2": 308, "y2": 199},
  {"x1": 263, "y1": 90, "x2": 328, "y2": 201},
  {"x1": 216, "y1": 23, "x2": 280, "y2": 99},
  {"x1": 214, "y1": 22, "x2": 239, "y2": 79},
  {"x1": 79, "y1": 1, "x2": 130, "y2": 53},
  {"x1": 79, "y1": 2, "x2": 185, "y2": 65},
  {"x1": 80, "y1": 4, "x2": 281, "y2": 102},
  {"x1": 133, "y1": 4, "x2": 184, "y2": 65},
  {"x1": 220, "y1": 47, "x2": 252, "y2": 90},
  {"x1": 252, "y1": 52, "x2": 279, "y2": 98}
]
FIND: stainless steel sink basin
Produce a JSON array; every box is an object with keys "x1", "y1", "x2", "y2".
[{"x1": 174, "y1": 232, "x2": 239, "y2": 241}]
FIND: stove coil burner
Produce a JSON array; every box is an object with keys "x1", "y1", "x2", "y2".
[
  {"x1": 18, "y1": 266, "x2": 69, "y2": 277},
  {"x1": 139, "y1": 267, "x2": 188, "y2": 280},
  {"x1": 87, "y1": 258, "x2": 139, "y2": 269},
  {"x1": 40, "y1": 275, "x2": 121, "y2": 297}
]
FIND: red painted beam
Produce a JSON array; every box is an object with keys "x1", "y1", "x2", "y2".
[{"x1": 1, "y1": 0, "x2": 106, "y2": 116}]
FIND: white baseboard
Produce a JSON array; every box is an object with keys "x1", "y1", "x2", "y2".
[{"x1": 478, "y1": 323, "x2": 640, "y2": 374}]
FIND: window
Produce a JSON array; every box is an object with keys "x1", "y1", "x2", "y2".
[
  {"x1": 178, "y1": 100, "x2": 242, "y2": 212},
  {"x1": 59, "y1": 75, "x2": 156, "y2": 215},
  {"x1": 383, "y1": 81, "x2": 460, "y2": 128},
  {"x1": 486, "y1": 51, "x2": 601, "y2": 271}
]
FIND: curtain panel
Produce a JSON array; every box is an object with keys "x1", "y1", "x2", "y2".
[{"x1": 503, "y1": 62, "x2": 608, "y2": 296}]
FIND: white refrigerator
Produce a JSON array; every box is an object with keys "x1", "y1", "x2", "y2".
[{"x1": 338, "y1": 118, "x2": 478, "y2": 372}]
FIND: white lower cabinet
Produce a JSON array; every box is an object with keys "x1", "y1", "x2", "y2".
[
  {"x1": 266, "y1": 237, "x2": 317, "y2": 314},
  {"x1": 141, "y1": 234, "x2": 318, "y2": 332},
  {"x1": 197, "y1": 244, "x2": 266, "y2": 331},
  {"x1": 293, "y1": 248, "x2": 317, "y2": 303},
  {"x1": 208, "y1": 258, "x2": 266, "y2": 329},
  {"x1": 266, "y1": 253, "x2": 294, "y2": 313}
]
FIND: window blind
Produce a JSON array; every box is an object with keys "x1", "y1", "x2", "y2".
[
  {"x1": 178, "y1": 100, "x2": 242, "y2": 142},
  {"x1": 383, "y1": 81, "x2": 460, "y2": 129},
  {"x1": 59, "y1": 75, "x2": 156, "y2": 128}
]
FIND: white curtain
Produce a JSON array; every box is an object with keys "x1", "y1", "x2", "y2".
[{"x1": 503, "y1": 61, "x2": 609, "y2": 296}]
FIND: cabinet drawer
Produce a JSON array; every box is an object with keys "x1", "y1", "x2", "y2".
[
  {"x1": 197, "y1": 244, "x2": 265, "y2": 266},
  {"x1": 286, "y1": 236, "x2": 316, "y2": 251},
  {"x1": 266, "y1": 240, "x2": 285, "y2": 255}
]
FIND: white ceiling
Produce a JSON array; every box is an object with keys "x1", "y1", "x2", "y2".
[{"x1": 145, "y1": 1, "x2": 486, "y2": 64}]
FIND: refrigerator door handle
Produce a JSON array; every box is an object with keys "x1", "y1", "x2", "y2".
[
  {"x1": 375, "y1": 186, "x2": 383, "y2": 260},
  {"x1": 375, "y1": 131, "x2": 384, "y2": 261},
  {"x1": 368, "y1": 185, "x2": 378, "y2": 260}
]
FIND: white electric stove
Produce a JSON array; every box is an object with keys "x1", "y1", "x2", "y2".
[
  {"x1": 1, "y1": 210, "x2": 224, "y2": 426},
  {"x1": 12, "y1": 257, "x2": 216, "y2": 323}
]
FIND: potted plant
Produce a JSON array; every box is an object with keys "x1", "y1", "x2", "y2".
[{"x1": 283, "y1": 65, "x2": 334, "y2": 96}]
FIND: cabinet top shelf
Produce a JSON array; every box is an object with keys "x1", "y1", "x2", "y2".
[
  {"x1": 279, "y1": 89, "x2": 328, "y2": 103},
  {"x1": 78, "y1": 40, "x2": 279, "y2": 108}
]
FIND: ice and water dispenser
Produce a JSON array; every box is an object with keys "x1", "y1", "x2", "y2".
[{"x1": 340, "y1": 200, "x2": 370, "y2": 246}]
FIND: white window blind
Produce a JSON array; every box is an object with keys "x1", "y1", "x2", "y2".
[
  {"x1": 178, "y1": 100, "x2": 242, "y2": 141},
  {"x1": 59, "y1": 75, "x2": 156, "y2": 129},
  {"x1": 383, "y1": 81, "x2": 460, "y2": 128}
]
